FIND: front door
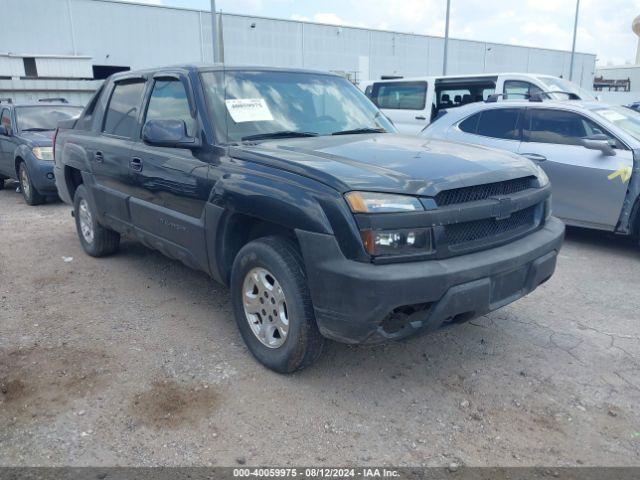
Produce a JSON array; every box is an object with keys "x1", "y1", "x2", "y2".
[
  {"x1": 127, "y1": 75, "x2": 215, "y2": 271},
  {"x1": 0, "y1": 108, "x2": 17, "y2": 177},
  {"x1": 518, "y1": 107, "x2": 633, "y2": 230}
]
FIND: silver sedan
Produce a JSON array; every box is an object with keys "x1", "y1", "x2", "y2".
[{"x1": 421, "y1": 100, "x2": 639, "y2": 240}]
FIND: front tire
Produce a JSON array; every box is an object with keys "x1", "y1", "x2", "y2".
[
  {"x1": 231, "y1": 236, "x2": 325, "y2": 373},
  {"x1": 18, "y1": 162, "x2": 45, "y2": 205},
  {"x1": 73, "y1": 184, "x2": 120, "y2": 257}
]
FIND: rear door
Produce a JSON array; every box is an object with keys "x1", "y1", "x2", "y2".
[
  {"x1": 91, "y1": 78, "x2": 147, "y2": 228},
  {"x1": 369, "y1": 81, "x2": 430, "y2": 134},
  {"x1": 518, "y1": 107, "x2": 633, "y2": 230},
  {"x1": 127, "y1": 73, "x2": 213, "y2": 271}
]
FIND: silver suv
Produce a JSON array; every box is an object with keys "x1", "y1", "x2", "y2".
[{"x1": 422, "y1": 99, "x2": 640, "y2": 240}]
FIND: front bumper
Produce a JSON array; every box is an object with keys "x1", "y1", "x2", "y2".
[
  {"x1": 28, "y1": 159, "x2": 57, "y2": 194},
  {"x1": 297, "y1": 217, "x2": 565, "y2": 344}
]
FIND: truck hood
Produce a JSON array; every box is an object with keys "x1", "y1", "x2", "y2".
[
  {"x1": 231, "y1": 133, "x2": 540, "y2": 196},
  {"x1": 18, "y1": 131, "x2": 54, "y2": 147}
]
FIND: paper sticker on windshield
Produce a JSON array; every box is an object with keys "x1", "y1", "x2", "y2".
[
  {"x1": 225, "y1": 98, "x2": 274, "y2": 123},
  {"x1": 597, "y1": 109, "x2": 626, "y2": 122}
]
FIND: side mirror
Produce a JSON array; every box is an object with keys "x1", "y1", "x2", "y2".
[
  {"x1": 142, "y1": 119, "x2": 201, "y2": 149},
  {"x1": 0, "y1": 124, "x2": 9, "y2": 136},
  {"x1": 581, "y1": 134, "x2": 615, "y2": 156}
]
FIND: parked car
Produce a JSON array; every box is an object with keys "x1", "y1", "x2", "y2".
[
  {"x1": 0, "y1": 98, "x2": 83, "y2": 204},
  {"x1": 627, "y1": 101, "x2": 640, "y2": 112},
  {"x1": 54, "y1": 65, "x2": 564, "y2": 373},
  {"x1": 422, "y1": 98, "x2": 640, "y2": 239},
  {"x1": 360, "y1": 73, "x2": 595, "y2": 134}
]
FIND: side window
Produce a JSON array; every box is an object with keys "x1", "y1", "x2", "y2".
[
  {"x1": 371, "y1": 81, "x2": 427, "y2": 110},
  {"x1": 524, "y1": 109, "x2": 615, "y2": 147},
  {"x1": 103, "y1": 81, "x2": 146, "y2": 138},
  {"x1": 459, "y1": 112, "x2": 480, "y2": 134},
  {"x1": 476, "y1": 108, "x2": 521, "y2": 140},
  {"x1": 1, "y1": 108, "x2": 12, "y2": 131},
  {"x1": 504, "y1": 80, "x2": 542, "y2": 100},
  {"x1": 144, "y1": 79, "x2": 196, "y2": 137}
]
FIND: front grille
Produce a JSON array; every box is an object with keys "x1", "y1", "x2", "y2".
[
  {"x1": 444, "y1": 205, "x2": 538, "y2": 247},
  {"x1": 435, "y1": 176, "x2": 535, "y2": 207}
]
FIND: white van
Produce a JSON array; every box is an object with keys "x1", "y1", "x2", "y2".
[{"x1": 360, "y1": 73, "x2": 596, "y2": 134}]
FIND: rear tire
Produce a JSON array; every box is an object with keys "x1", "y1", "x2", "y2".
[
  {"x1": 230, "y1": 236, "x2": 325, "y2": 373},
  {"x1": 73, "y1": 184, "x2": 120, "y2": 257},
  {"x1": 18, "y1": 162, "x2": 45, "y2": 205}
]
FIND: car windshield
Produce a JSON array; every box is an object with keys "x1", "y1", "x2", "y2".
[
  {"x1": 536, "y1": 76, "x2": 596, "y2": 101},
  {"x1": 590, "y1": 105, "x2": 640, "y2": 141},
  {"x1": 15, "y1": 106, "x2": 83, "y2": 131},
  {"x1": 200, "y1": 70, "x2": 394, "y2": 143}
]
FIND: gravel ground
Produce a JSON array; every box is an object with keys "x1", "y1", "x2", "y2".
[{"x1": 0, "y1": 185, "x2": 639, "y2": 467}]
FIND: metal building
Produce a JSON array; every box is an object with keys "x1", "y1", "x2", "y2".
[{"x1": 1, "y1": 0, "x2": 597, "y2": 104}]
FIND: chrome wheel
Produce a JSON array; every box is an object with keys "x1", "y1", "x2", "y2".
[
  {"x1": 20, "y1": 166, "x2": 30, "y2": 199},
  {"x1": 78, "y1": 198, "x2": 94, "y2": 244},
  {"x1": 242, "y1": 267, "x2": 289, "y2": 348}
]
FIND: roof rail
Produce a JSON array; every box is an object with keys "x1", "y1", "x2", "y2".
[
  {"x1": 37, "y1": 97, "x2": 69, "y2": 104},
  {"x1": 0, "y1": 97, "x2": 13, "y2": 104}
]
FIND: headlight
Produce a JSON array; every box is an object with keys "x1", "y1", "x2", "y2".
[
  {"x1": 534, "y1": 165, "x2": 549, "y2": 187},
  {"x1": 32, "y1": 146, "x2": 54, "y2": 161},
  {"x1": 345, "y1": 191, "x2": 424, "y2": 213},
  {"x1": 361, "y1": 227, "x2": 432, "y2": 257}
]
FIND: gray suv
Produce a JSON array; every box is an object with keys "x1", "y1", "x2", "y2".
[{"x1": 423, "y1": 99, "x2": 640, "y2": 241}]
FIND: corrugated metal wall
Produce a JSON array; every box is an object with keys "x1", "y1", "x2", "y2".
[{"x1": 2, "y1": 0, "x2": 597, "y2": 88}]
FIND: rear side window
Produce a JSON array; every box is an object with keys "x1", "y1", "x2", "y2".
[
  {"x1": 103, "y1": 81, "x2": 146, "y2": 138},
  {"x1": 459, "y1": 112, "x2": 480, "y2": 134},
  {"x1": 144, "y1": 79, "x2": 196, "y2": 137},
  {"x1": 371, "y1": 81, "x2": 427, "y2": 110},
  {"x1": 459, "y1": 108, "x2": 521, "y2": 140},
  {"x1": 477, "y1": 109, "x2": 520, "y2": 139}
]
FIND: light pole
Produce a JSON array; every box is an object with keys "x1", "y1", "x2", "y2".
[
  {"x1": 442, "y1": 0, "x2": 451, "y2": 75},
  {"x1": 569, "y1": 0, "x2": 580, "y2": 81},
  {"x1": 211, "y1": 0, "x2": 219, "y2": 63}
]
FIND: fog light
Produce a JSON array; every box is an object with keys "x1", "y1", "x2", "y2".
[
  {"x1": 361, "y1": 228, "x2": 432, "y2": 256},
  {"x1": 46, "y1": 173, "x2": 54, "y2": 180}
]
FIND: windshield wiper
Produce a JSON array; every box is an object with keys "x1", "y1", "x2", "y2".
[
  {"x1": 241, "y1": 130, "x2": 319, "y2": 141},
  {"x1": 21, "y1": 127, "x2": 54, "y2": 132},
  {"x1": 331, "y1": 127, "x2": 387, "y2": 136}
]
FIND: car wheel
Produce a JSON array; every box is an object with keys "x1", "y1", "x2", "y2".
[
  {"x1": 73, "y1": 184, "x2": 120, "y2": 257},
  {"x1": 18, "y1": 162, "x2": 45, "y2": 205},
  {"x1": 231, "y1": 236, "x2": 325, "y2": 373}
]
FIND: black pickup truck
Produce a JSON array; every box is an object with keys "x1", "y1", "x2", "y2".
[{"x1": 54, "y1": 65, "x2": 564, "y2": 373}]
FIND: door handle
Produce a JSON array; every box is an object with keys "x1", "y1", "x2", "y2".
[
  {"x1": 130, "y1": 157, "x2": 143, "y2": 172},
  {"x1": 520, "y1": 153, "x2": 547, "y2": 162},
  {"x1": 415, "y1": 115, "x2": 427, "y2": 120},
  {"x1": 94, "y1": 151, "x2": 104, "y2": 163}
]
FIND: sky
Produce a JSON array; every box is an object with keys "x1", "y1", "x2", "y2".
[{"x1": 119, "y1": 0, "x2": 640, "y2": 66}]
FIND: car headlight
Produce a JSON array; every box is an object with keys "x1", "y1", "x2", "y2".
[
  {"x1": 360, "y1": 227, "x2": 433, "y2": 257},
  {"x1": 32, "y1": 146, "x2": 54, "y2": 161},
  {"x1": 534, "y1": 164, "x2": 549, "y2": 187},
  {"x1": 345, "y1": 191, "x2": 424, "y2": 213}
]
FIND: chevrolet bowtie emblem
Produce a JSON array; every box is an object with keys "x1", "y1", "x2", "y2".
[{"x1": 608, "y1": 165, "x2": 632, "y2": 184}]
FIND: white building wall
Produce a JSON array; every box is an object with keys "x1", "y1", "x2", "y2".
[
  {"x1": 596, "y1": 65, "x2": 640, "y2": 92},
  {"x1": 0, "y1": 0, "x2": 597, "y2": 90}
]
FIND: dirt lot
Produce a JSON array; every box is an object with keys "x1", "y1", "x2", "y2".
[{"x1": 1, "y1": 185, "x2": 639, "y2": 467}]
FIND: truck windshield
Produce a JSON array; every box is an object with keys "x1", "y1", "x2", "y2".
[
  {"x1": 591, "y1": 105, "x2": 640, "y2": 141},
  {"x1": 200, "y1": 70, "x2": 394, "y2": 143},
  {"x1": 16, "y1": 106, "x2": 83, "y2": 132}
]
